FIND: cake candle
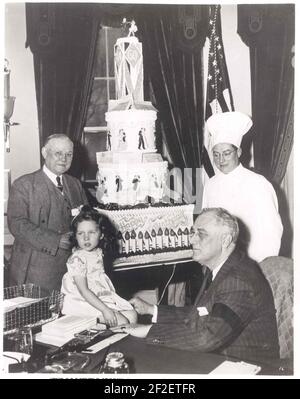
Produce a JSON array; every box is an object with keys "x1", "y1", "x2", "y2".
[
  {"x1": 177, "y1": 228, "x2": 183, "y2": 247},
  {"x1": 130, "y1": 230, "x2": 137, "y2": 253},
  {"x1": 183, "y1": 228, "x2": 189, "y2": 247},
  {"x1": 163, "y1": 228, "x2": 170, "y2": 249},
  {"x1": 138, "y1": 231, "x2": 143, "y2": 252},
  {"x1": 124, "y1": 231, "x2": 130, "y2": 254},
  {"x1": 170, "y1": 229, "x2": 177, "y2": 248},
  {"x1": 144, "y1": 231, "x2": 150, "y2": 251},
  {"x1": 157, "y1": 228, "x2": 163, "y2": 249},
  {"x1": 151, "y1": 229, "x2": 157, "y2": 249},
  {"x1": 189, "y1": 226, "x2": 193, "y2": 247},
  {"x1": 117, "y1": 231, "x2": 124, "y2": 254}
]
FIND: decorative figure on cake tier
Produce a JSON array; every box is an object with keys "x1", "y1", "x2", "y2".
[
  {"x1": 138, "y1": 127, "x2": 147, "y2": 150},
  {"x1": 118, "y1": 129, "x2": 127, "y2": 151},
  {"x1": 132, "y1": 175, "x2": 140, "y2": 191},
  {"x1": 115, "y1": 175, "x2": 123, "y2": 192},
  {"x1": 96, "y1": 175, "x2": 108, "y2": 203},
  {"x1": 106, "y1": 130, "x2": 112, "y2": 151}
]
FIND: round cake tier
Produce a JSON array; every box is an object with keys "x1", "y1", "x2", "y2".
[
  {"x1": 96, "y1": 161, "x2": 168, "y2": 206},
  {"x1": 106, "y1": 109, "x2": 157, "y2": 152}
]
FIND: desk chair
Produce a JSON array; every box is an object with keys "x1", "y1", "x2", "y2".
[{"x1": 259, "y1": 256, "x2": 293, "y2": 360}]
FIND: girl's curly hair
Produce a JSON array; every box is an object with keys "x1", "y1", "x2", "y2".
[{"x1": 70, "y1": 205, "x2": 113, "y2": 251}]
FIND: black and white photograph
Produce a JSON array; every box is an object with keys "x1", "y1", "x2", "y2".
[{"x1": 1, "y1": 1, "x2": 296, "y2": 381}]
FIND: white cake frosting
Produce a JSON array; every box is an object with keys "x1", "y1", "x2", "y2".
[
  {"x1": 105, "y1": 108, "x2": 157, "y2": 153},
  {"x1": 96, "y1": 33, "x2": 168, "y2": 206},
  {"x1": 114, "y1": 36, "x2": 144, "y2": 102}
]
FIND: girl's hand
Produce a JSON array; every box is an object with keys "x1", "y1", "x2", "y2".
[{"x1": 102, "y1": 308, "x2": 117, "y2": 327}]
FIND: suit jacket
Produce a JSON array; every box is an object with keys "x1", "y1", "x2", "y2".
[
  {"x1": 7, "y1": 169, "x2": 88, "y2": 294},
  {"x1": 146, "y1": 250, "x2": 280, "y2": 363}
]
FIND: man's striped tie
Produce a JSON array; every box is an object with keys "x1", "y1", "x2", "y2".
[{"x1": 56, "y1": 176, "x2": 63, "y2": 193}]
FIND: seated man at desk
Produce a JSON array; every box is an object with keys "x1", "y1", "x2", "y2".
[{"x1": 116, "y1": 208, "x2": 280, "y2": 363}]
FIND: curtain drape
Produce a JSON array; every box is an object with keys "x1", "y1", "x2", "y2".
[
  {"x1": 136, "y1": 5, "x2": 208, "y2": 202},
  {"x1": 25, "y1": 3, "x2": 100, "y2": 175},
  {"x1": 237, "y1": 4, "x2": 294, "y2": 185}
]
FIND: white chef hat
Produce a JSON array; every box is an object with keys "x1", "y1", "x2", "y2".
[{"x1": 206, "y1": 111, "x2": 253, "y2": 149}]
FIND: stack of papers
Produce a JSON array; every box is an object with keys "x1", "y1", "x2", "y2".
[
  {"x1": 34, "y1": 332, "x2": 74, "y2": 347},
  {"x1": 35, "y1": 315, "x2": 97, "y2": 347},
  {"x1": 210, "y1": 360, "x2": 261, "y2": 375},
  {"x1": 42, "y1": 315, "x2": 97, "y2": 337}
]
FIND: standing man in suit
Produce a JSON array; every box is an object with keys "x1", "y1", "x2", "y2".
[
  {"x1": 7, "y1": 134, "x2": 89, "y2": 294},
  {"x1": 116, "y1": 208, "x2": 279, "y2": 363}
]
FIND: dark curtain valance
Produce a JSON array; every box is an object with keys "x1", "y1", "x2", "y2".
[{"x1": 237, "y1": 4, "x2": 294, "y2": 185}]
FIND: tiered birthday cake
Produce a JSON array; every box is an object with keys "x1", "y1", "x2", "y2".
[{"x1": 95, "y1": 22, "x2": 194, "y2": 268}]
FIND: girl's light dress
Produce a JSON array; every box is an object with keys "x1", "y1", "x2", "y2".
[{"x1": 61, "y1": 248, "x2": 133, "y2": 317}]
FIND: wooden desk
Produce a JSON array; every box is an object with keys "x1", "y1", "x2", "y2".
[{"x1": 85, "y1": 335, "x2": 236, "y2": 374}]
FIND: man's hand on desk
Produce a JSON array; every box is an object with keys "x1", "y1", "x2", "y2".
[
  {"x1": 129, "y1": 297, "x2": 154, "y2": 316},
  {"x1": 112, "y1": 323, "x2": 152, "y2": 338}
]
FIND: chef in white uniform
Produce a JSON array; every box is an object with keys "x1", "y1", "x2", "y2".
[{"x1": 202, "y1": 111, "x2": 283, "y2": 263}]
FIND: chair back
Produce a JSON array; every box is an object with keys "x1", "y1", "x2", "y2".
[{"x1": 259, "y1": 256, "x2": 293, "y2": 359}]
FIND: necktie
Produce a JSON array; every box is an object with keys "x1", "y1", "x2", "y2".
[
  {"x1": 56, "y1": 176, "x2": 63, "y2": 193},
  {"x1": 204, "y1": 268, "x2": 213, "y2": 291},
  {"x1": 193, "y1": 268, "x2": 213, "y2": 305}
]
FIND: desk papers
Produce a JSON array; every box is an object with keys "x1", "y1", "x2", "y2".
[
  {"x1": 210, "y1": 360, "x2": 261, "y2": 375},
  {"x1": 34, "y1": 331, "x2": 74, "y2": 347},
  {"x1": 41, "y1": 315, "x2": 97, "y2": 337}
]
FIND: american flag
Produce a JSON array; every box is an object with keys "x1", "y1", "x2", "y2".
[{"x1": 202, "y1": 5, "x2": 235, "y2": 178}]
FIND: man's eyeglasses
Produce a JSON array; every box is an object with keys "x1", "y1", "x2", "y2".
[
  {"x1": 51, "y1": 151, "x2": 73, "y2": 160},
  {"x1": 189, "y1": 228, "x2": 207, "y2": 239},
  {"x1": 213, "y1": 149, "x2": 236, "y2": 161}
]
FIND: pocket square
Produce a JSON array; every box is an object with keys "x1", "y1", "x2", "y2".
[{"x1": 197, "y1": 306, "x2": 209, "y2": 316}]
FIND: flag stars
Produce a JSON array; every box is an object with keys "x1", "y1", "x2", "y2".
[
  {"x1": 215, "y1": 36, "x2": 219, "y2": 42},
  {"x1": 217, "y1": 44, "x2": 222, "y2": 50},
  {"x1": 208, "y1": 74, "x2": 213, "y2": 81},
  {"x1": 209, "y1": 19, "x2": 214, "y2": 25},
  {"x1": 212, "y1": 60, "x2": 217, "y2": 66}
]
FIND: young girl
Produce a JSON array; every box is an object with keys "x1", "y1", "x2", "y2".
[{"x1": 61, "y1": 206, "x2": 137, "y2": 327}]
